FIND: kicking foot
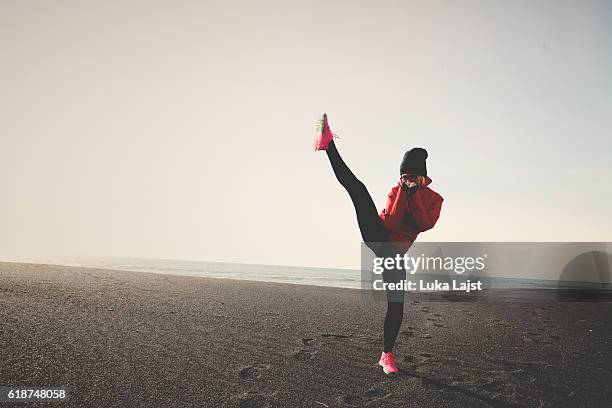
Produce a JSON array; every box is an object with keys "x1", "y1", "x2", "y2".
[
  {"x1": 313, "y1": 113, "x2": 337, "y2": 151},
  {"x1": 378, "y1": 352, "x2": 399, "y2": 374}
]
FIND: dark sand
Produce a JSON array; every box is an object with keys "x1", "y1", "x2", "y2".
[{"x1": 1, "y1": 262, "x2": 611, "y2": 407}]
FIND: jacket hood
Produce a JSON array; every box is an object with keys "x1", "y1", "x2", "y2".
[{"x1": 422, "y1": 175, "x2": 433, "y2": 187}]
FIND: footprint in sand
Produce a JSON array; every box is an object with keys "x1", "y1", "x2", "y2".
[
  {"x1": 237, "y1": 391, "x2": 278, "y2": 408},
  {"x1": 354, "y1": 334, "x2": 381, "y2": 345},
  {"x1": 302, "y1": 338, "x2": 316, "y2": 346},
  {"x1": 340, "y1": 387, "x2": 392, "y2": 407},
  {"x1": 294, "y1": 349, "x2": 317, "y2": 361},
  {"x1": 487, "y1": 318, "x2": 505, "y2": 327},
  {"x1": 403, "y1": 354, "x2": 418, "y2": 362},
  {"x1": 433, "y1": 323, "x2": 445, "y2": 327},
  {"x1": 401, "y1": 352, "x2": 434, "y2": 368},
  {"x1": 421, "y1": 378, "x2": 445, "y2": 391},
  {"x1": 321, "y1": 333, "x2": 352, "y2": 339},
  {"x1": 239, "y1": 364, "x2": 271, "y2": 381},
  {"x1": 400, "y1": 330, "x2": 414, "y2": 337}
]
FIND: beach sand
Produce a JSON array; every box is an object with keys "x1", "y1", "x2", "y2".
[{"x1": 1, "y1": 262, "x2": 611, "y2": 407}]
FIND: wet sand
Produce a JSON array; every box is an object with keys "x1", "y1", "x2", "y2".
[{"x1": 1, "y1": 262, "x2": 611, "y2": 407}]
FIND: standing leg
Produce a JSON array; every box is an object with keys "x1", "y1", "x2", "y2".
[
  {"x1": 384, "y1": 302, "x2": 404, "y2": 352},
  {"x1": 382, "y1": 262, "x2": 406, "y2": 353},
  {"x1": 377, "y1": 252, "x2": 407, "y2": 373}
]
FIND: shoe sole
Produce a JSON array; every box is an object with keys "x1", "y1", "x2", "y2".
[
  {"x1": 378, "y1": 361, "x2": 398, "y2": 375},
  {"x1": 313, "y1": 113, "x2": 327, "y2": 151}
]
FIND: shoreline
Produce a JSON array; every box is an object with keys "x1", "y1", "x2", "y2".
[{"x1": 3, "y1": 259, "x2": 611, "y2": 295}]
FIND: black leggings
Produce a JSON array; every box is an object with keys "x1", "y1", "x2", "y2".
[{"x1": 326, "y1": 140, "x2": 406, "y2": 353}]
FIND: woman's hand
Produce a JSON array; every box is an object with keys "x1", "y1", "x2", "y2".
[
  {"x1": 399, "y1": 177, "x2": 418, "y2": 195},
  {"x1": 400, "y1": 174, "x2": 422, "y2": 186}
]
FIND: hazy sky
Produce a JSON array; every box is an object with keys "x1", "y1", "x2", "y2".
[{"x1": 1, "y1": 0, "x2": 611, "y2": 269}]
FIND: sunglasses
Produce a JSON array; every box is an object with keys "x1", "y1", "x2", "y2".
[{"x1": 400, "y1": 174, "x2": 420, "y2": 182}]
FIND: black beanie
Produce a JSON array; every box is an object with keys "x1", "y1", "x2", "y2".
[{"x1": 400, "y1": 147, "x2": 428, "y2": 176}]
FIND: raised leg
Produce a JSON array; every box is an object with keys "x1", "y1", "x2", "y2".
[{"x1": 325, "y1": 140, "x2": 389, "y2": 246}]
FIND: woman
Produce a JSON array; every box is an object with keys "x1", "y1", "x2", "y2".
[{"x1": 314, "y1": 113, "x2": 444, "y2": 374}]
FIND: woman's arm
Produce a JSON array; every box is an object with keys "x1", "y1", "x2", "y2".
[
  {"x1": 380, "y1": 183, "x2": 408, "y2": 232},
  {"x1": 407, "y1": 189, "x2": 443, "y2": 232}
]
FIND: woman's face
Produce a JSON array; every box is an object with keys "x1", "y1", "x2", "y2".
[{"x1": 401, "y1": 173, "x2": 423, "y2": 187}]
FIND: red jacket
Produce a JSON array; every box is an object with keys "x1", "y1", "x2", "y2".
[{"x1": 379, "y1": 176, "x2": 443, "y2": 244}]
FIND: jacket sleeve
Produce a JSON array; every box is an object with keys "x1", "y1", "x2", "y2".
[
  {"x1": 380, "y1": 183, "x2": 408, "y2": 232},
  {"x1": 406, "y1": 189, "x2": 443, "y2": 232}
]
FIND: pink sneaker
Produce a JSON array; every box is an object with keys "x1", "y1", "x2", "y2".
[
  {"x1": 378, "y1": 352, "x2": 399, "y2": 374},
  {"x1": 313, "y1": 113, "x2": 336, "y2": 151}
]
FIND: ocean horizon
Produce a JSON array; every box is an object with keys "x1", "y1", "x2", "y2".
[{"x1": 13, "y1": 256, "x2": 611, "y2": 291}]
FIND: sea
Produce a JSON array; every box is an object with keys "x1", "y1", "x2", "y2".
[{"x1": 24, "y1": 256, "x2": 611, "y2": 291}]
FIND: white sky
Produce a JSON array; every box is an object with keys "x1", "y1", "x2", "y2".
[{"x1": 1, "y1": 0, "x2": 611, "y2": 269}]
